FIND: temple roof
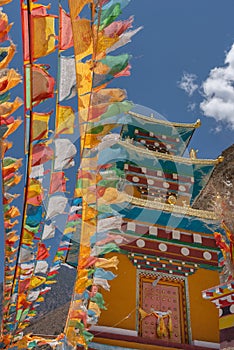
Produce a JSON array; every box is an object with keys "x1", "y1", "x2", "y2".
[
  {"x1": 128, "y1": 110, "x2": 201, "y2": 128},
  {"x1": 87, "y1": 111, "x2": 201, "y2": 156},
  {"x1": 110, "y1": 201, "x2": 221, "y2": 233},
  {"x1": 96, "y1": 140, "x2": 223, "y2": 205}
]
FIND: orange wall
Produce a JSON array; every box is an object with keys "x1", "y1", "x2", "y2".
[
  {"x1": 188, "y1": 268, "x2": 219, "y2": 343},
  {"x1": 99, "y1": 252, "x2": 137, "y2": 330}
]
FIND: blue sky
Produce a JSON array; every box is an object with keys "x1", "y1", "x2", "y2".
[{"x1": 117, "y1": 0, "x2": 234, "y2": 159}]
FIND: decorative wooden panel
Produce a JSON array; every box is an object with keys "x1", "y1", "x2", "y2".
[{"x1": 139, "y1": 273, "x2": 188, "y2": 343}]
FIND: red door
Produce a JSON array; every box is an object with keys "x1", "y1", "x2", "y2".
[{"x1": 140, "y1": 277, "x2": 186, "y2": 343}]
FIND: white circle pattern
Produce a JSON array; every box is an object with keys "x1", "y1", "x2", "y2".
[
  {"x1": 136, "y1": 239, "x2": 145, "y2": 248},
  {"x1": 159, "y1": 243, "x2": 167, "y2": 252},
  {"x1": 203, "y1": 251, "x2": 212, "y2": 261},
  {"x1": 181, "y1": 247, "x2": 190, "y2": 256},
  {"x1": 132, "y1": 176, "x2": 140, "y2": 183}
]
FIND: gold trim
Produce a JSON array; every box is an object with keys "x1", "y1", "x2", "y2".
[
  {"x1": 120, "y1": 140, "x2": 221, "y2": 165},
  {"x1": 125, "y1": 193, "x2": 218, "y2": 220},
  {"x1": 128, "y1": 110, "x2": 201, "y2": 129}
]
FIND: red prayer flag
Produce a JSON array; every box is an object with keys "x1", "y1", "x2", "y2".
[
  {"x1": 32, "y1": 143, "x2": 54, "y2": 166},
  {"x1": 36, "y1": 243, "x2": 50, "y2": 260},
  {"x1": 59, "y1": 7, "x2": 74, "y2": 50},
  {"x1": 49, "y1": 171, "x2": 66, "y2": 194}
]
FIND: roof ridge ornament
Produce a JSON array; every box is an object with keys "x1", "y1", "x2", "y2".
[{"x1": 128, "y1": 110, "x2": 201, "y2": 128}]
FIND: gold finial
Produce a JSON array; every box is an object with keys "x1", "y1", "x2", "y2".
[
  {"x1": 167, "y1": 195, "x2": 177, "y2": 205},
  {"x1": 189, "y1": 148, "x2": 198, "y2": 159},
  {"x1": 217, "y1": 156, "x2": 224, "y2": 163},
  {"x1": 195, "y1": 119, "x2": 201, "y2": 128}
]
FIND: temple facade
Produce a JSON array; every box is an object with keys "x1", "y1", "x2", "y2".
[{"x1": 68, "y1": 110, "x2": 227, "y2": 350}]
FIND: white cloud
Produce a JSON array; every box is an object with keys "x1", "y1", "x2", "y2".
[
  {"x1": 210, "y1": 125, "x2": 222, "y2": 134},
  {"x1": 187, "y1": 102, "x2": 196, "y2": 112},
  {"x1": 178, "y1": 72, "x2": 198, "y2": 96},
  {"x1": 200, "y1": 44, "x2": 234, "y2": 129}
]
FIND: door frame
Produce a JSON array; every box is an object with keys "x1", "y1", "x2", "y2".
[{"x1": 136, "y1": 269, "x2": 192, "y2": 344}]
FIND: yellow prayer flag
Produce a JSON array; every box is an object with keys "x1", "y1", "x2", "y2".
[
  {"x1": 27, "y1": 179, "x2": 43, "y2": 199},
  {"x1": 22, "y1": 229, "x2": 34, "y2": 245},
  {"x1": 95, "y1": 30, "x2": 119, "y2": 58},
  {"x1": 95, "y1": 256, "x2": 119, "y2": 270},
  {"x1": 56, "y1": 105, "x2": 75, "y2": 134},
  {"x1": 78, "y1": 94, "x2": 91, "y2": 110},
  {"x1": 36, "y1": 296, "x2": 44, "y2": 302},
  {"x1": 33, "y1": 16, "x2": 56, "y2": 59},
  {"x1": 68, "y1": 0, "x2": 93, "y2": 18},
  {"x1": 78, "y1": 246, "x2": 91, "y2": 260},
  {"x1": 88, "y1": 302, "x2": 101, "y2": 317},
  {"x1": 29, "y1": 276, "x2": 46, "y2": 289},
  {"x1": 76, "y1": 62, "x2": 92, "y2": 96},
  {"x1": 83, "y1": 204, "x2": 98, "y2": 221},
  {"x1": 73, "y1": 18, "x2": 93, "y2": 61},
  {"x1": 32, "y1": 112, "x2": 51, "y2": 141}
]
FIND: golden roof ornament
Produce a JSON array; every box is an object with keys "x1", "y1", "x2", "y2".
[{"x1": 189, "y1": 148, "x2": 198, "y2": 159}]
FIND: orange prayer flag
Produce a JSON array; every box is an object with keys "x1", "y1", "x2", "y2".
[
  {"x1": 0, "y1": 69, "x2": 22, "y2": 95},
  {"x1": 0, "y1": 0, "x2": 12, "y2": 4},
  {"x1": 0, "y1": 44, "x2": 16, "y2": 69},
  {"x1": 3, "y1": 119, "x2": 22, "y2": 139},
  {"x1": 0, "y1": 97, "x2": 23, "y2": 118},
  {"x1": 0, "y1": 140, "x2": 13, "y2": 158},
  {"x1": 2, "y1": 159, "x2": 22, "y2": 178},
  {"x1": 4, "y1": 206, "x2": 20, "y2": 219}
]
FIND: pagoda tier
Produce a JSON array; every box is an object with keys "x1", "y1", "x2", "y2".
[
  {"x1": 109, "y1": 201, "x2": 221, "y2": 275},
  {"x1": 95, "y1": 139, "x2": 222, "y2": 206},
  {"x1": 66, "y1": 198, "x2": 221, "y2": 273},
  {"x1": 122, "y1": 111, "x2": 201, "y2": 156},
  {"x1": 87, "y1": 111, "x2": 201, "y2": 156}
]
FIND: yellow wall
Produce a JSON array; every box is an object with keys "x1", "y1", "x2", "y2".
[
  {"x1": 188, "y1": 268, "x2": 219, "y2": 343},
  {"x1": 99, "y1": 254, "x2": 220, "y2": 344},
  {"x1": 99, "y1": 252, "x2": 137, "y2": 330}
]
